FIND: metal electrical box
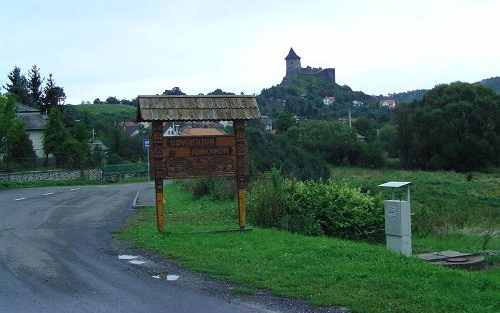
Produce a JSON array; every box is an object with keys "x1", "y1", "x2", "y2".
[
  {"x1": 379, "y1": 181, "x2": 412, "y2": 256},
  {"x1": 384, "y1": 200, "x2": 412, "y2": 256}
]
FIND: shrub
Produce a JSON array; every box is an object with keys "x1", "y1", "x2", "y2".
[
  {"x1": 249, "y1": 170, "x2": 385, "y2": 241},
  {"x1": 107, "y1": 153, "x2": 122, "y2": 165},
  {"x1": 248, "y1": 169, "x2": 291, "y2": 228},
  {"x1": 358, "y1": 142, "x2": 384, "y2": 169},
  {"x1": 184, "y1": 178, "x2": 236, "y2": 202},
  {"x1": 247, "y1": 127, "x2": 331, "y2": 181}
]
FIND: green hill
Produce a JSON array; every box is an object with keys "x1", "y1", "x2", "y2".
[
  {"x1": 385, "y1": 76, "x2": 500, "y2": 105},
  {"x1": 72, "y1": 103, "x2": 136, "y2": 122},
  {"x1": 476, "y1": 76, "x2": 500, "y2": 93},
  {"x1": 256, "y1": 75, "x2": 392, "y2": 122}
]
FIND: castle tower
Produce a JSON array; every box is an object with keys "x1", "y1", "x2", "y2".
[{"x1": 285, "y1": 47, "x2": 301, "y2": 78}]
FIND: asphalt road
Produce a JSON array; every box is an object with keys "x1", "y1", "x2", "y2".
[{"x1": 0, "y1": 183, "x2": 270, "y2": 313}]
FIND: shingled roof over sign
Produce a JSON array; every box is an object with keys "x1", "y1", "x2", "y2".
[{"x1": 136, "y1": 95, "x2": 261, "y2": 121}]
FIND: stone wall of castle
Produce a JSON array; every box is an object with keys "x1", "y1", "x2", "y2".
[
  {"x1": 301, "y1": 68, "x2": 335, "y2": 84},
  {"x1": 283, "y1": 67, "x2": 335, "y2": 84}
]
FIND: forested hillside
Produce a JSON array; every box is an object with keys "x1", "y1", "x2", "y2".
[
  {"x1": 256, "y1": 75, "x2": 393, "y2": 123},
  {"x1": 476, "y1": 76, "x2": 500, "y2": 93}
]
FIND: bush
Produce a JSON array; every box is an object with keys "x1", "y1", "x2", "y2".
[
  {"x1": 107, "y1": 153, "x2": 122, "y2": 165},
  {"x1": 183, "y1": 178, "x2": 236, "y2": 202},
  {"x1": 247, "y1": 127, "x2": 331, "y2": 181},
  {"x1": 249, "y1": 169, "x2": 291, "y2": 228},
  {"x1": 358, "y1": 142, "x2": 384, "y2": 168},
  {"x1": 249, "y1": 170, "x2": 385, "y2": 241}
]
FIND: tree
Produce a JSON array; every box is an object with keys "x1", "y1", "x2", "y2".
[
  {"x1": 246, "y1": 127, "x2": 331, "y2": 180},
  {"x1": 4, "y1": 66, "x2": 29, "y2": 105},
  {"x1": 62, "y1": 105, "x2": 78, "y2": 128},
  {"x1": 353, "y1": 116, "x2": 376, "y2": 141},
  {"x1": 61, "y1": 138, "x2": 83, "y2": 168},
  {"x1": 42, "y1": 74, "x2": 66, "y2": 114},
  {"x1": 286, "y1": 119, "x2": 361, "y2": 165},
  {"x1": 379, "y1": 124, "x2": 398, "y2": 157},
  {"x1": 0, "y1": 95, "x2": 34, "y2": 161},
  {"x1": 162, "y1": 87, "x2": 185, "y2": 95},
  {"x1": 28, "y1": 65, "x2": 43, "y2": 109},
  {"x1": 207, "y1": 88, "x2": 235, "y2": 95},
  {"x1": 396, "y1": 82, "x2": 500, "y2": 171},
  {"x1": 43, "y1": 108, "x2": 71, "y2": 166},
  {"x1": 93, "y1": 98, "x2": 102, "y2": 104},
  {"x1": 273, "y1": 111, "x2": 296, "y2": 133},
  {"x1": 105, "y1": 96, "x2": 120, "y2": 104}
]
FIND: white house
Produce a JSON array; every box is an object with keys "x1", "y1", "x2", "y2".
[
  {"x1": 163, "y1": 124, "x2": 180, "y2": 137},
  {"x1": 380, "y1": 99, "x2": 396, "y2": 109},
  {"x1": 260, "y1": 116, "x2": 273, "y2": 133},
  {"x1": 323, "y1": 96, "x2": 336, "y2": 105},
  {"x1": 16, "y1": 105, "x2": 47, "y2": 158}
]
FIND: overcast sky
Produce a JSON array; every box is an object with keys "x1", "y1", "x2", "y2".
[{"x1": 1, "y1": 0, "x2": 499, "y2": 104}]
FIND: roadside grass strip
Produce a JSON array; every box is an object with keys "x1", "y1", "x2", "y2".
[
  {"x1": 0, "y1": 176, "x2": 149, "y2": 190},
  {"x1": 118, "y1": 183, "x2": 500, "y2": 313}
]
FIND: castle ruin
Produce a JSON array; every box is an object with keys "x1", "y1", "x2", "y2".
[{"x1": 282, "y1": 48, "x2": 335, "y2": 84}]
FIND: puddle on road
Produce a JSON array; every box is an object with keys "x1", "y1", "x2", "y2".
[
  {"x1": 166, "y1": 275, "x2": 179, "y2": 281},
  {"x1": 118, "y1": 255, "x2": 139, "y2": 260},
  {"x1": 151, "y1": 274, "x2": 179, "y2": 281},
  {"x1": 129, "y1": 260, "x2": 146, "y2": 265}
]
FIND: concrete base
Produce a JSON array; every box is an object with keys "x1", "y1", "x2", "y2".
[{"x1": 386, "y1": 235, "x2": 412, "y2": 256}]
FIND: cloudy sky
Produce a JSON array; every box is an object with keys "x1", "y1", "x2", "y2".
[{"x1": 1, "y1": 0, "x2": 499, "y2": 104}]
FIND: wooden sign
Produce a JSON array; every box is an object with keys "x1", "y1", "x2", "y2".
[
  {"x1": 137, "y1": 95, "x2": 260, "y2": 232},
  {"x1": 164, "y1": 135, "x2": 237, "y2": 179}
]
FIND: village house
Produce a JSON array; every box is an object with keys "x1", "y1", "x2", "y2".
[
  {"x1": 163, "y1": 123, "x2": 180, "y2": 137},
  {"x1": 118, "y1": 120, "x2": 138, "y2": 136},
  {"x1": 118, "y1": 120, "x2": 150, "y2": 136},
  {"x1": 16, "y1": 104, "x2": 47, "y2": 158},
  {"x1": 260, "y1": 115, "x2": 273, "y2": 133},
  {"x1": 379, "y1": 99, "x2": 396, "y2": 109},
  {"x1": 181, "y1": 128, "x2": 226, "y2": 136},
  {"x1": 323, "y1": 96, "x2": 336, "y2": 105}
]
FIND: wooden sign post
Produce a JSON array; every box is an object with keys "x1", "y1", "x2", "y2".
[
  {"x1": 234, "y1": 120, "x2": 247, "y2": 228},
  {"x1": 152, "y1": 121, "x2": 165, "y2": 232},
  {"x1": 137, "y1": 96, "x2": 260, "y2": 233}
]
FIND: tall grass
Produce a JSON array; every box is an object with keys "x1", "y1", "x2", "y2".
[{"x1": 331, "y1": 167, "x2": 500, "y2": 237}]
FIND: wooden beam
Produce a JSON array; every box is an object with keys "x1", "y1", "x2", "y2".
[
  {"x1": 152, "y1": 121, "x2": 165, "y2": 232},
  {"x1": 233, "y1": 120, "x2": 247, "y2": 229}
]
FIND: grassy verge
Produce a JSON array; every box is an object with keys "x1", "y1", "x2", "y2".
[
  {"x1": 0, "y1": 176, "x2": 149, "y2": 190},
  {"x1": 102, "y1": 162, "x2": 148, "y2": 175},
  {"x1": 331, "y1": 167, "x2": 500, "y2": 236},
  {"x1": 118, "y1": 183, "x2": 499, "y2": 313}
]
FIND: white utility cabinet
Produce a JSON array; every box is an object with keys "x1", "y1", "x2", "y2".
[{"x1": 378, "y1": 181, "x2": 412, "y2": 256}]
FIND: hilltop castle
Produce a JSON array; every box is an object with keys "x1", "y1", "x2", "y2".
[{"x1": 282, "y1": 48, "x2": 335, "y2": 84}]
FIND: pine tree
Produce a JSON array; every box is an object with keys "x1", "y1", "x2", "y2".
[
  {"x1": 4, "y1": 66, "x2": 29, "y2": 105},
  {"x1": 28, "y1": 65, "x2": 43, "y2": 109},
  {"x1": 41, "y1": 74, "x2": 66, "y2": 114},
  {"x1": 43, "y1": 108, "x2": 71, "y2": 166}
]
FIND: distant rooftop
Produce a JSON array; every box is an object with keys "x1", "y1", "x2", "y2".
[
  {"x1": 285, "y1": 47, "x2": 301, "y2": 60},
  {"x1": 17, "y1": 112, "x2": 47, "y2": 130},
  {"x1": 181, "y1": 128, "x2": 226, "y2": 136}
]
